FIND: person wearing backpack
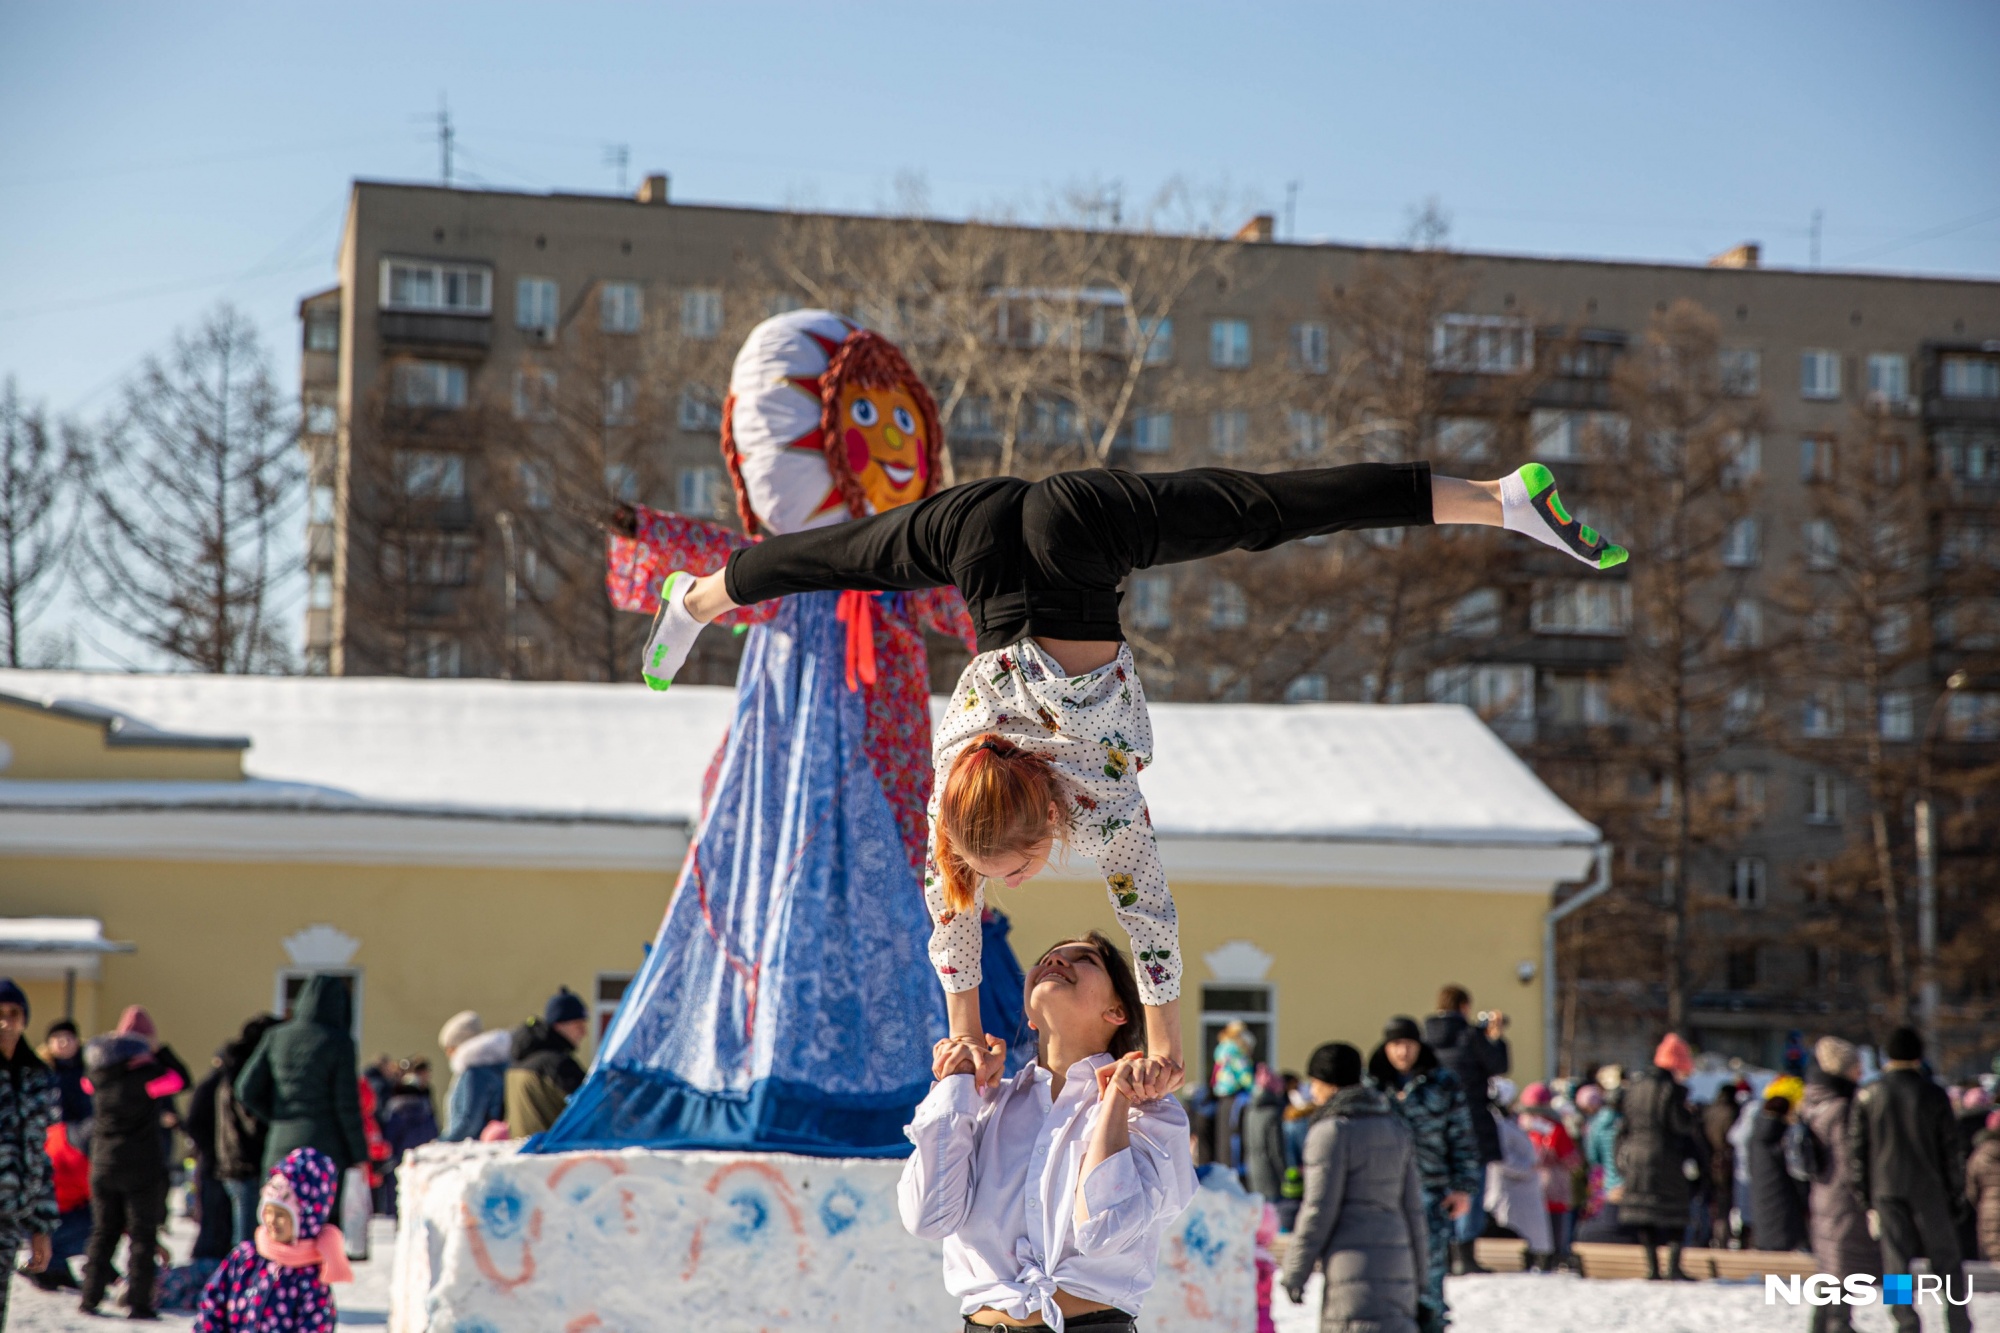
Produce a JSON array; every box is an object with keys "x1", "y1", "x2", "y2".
[{"x1": 1799, "y1": 1038, "x2": 1873, "y2": 1333}]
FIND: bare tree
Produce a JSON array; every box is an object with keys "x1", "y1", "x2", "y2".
[
  {"x1": 79, "y1": 306, "x2": 302, "y2": 673},
  {"x1": 0, "y1": 379, "x2": 74, "y2": 667}
]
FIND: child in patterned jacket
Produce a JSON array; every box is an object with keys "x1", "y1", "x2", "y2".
[
  {"x1": 643, "y1": 459, "x2": 1625, "y2": 1094},
  {"x1": 194, "y1": 1148, "x2": 351, "y2": 1333}
]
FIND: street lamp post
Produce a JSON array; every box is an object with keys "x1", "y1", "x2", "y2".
[{"x1": 1914, "y1": 669, "x2": 1968, "y2": 1060}]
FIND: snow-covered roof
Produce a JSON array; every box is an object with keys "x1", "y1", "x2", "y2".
[
  {"x1": 0, "y1": 670, "x2": 1596, "y2": 846},
  {"x1": 0, "y1": 917, "x2": 133, "y2": 954}
]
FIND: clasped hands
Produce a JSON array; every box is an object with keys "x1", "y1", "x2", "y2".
[{"x1": 931, "y1": 1035, "x2": 1183, "y2": 1101}]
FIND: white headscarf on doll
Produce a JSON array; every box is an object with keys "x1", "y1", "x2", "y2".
[{"x1": 726, "y1": 309, "x2": 857, "y2": 537}]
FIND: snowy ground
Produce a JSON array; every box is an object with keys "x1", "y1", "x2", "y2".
[
  {"x1": 15, "y1": 1220, "x2": 1992, "y2": 1332},
  {"x1": 1276, "y1": 1270, "x2": 1999, "y2": 1333},
  {"x1": 7, "y1": 1216, "x2": 392, "y2": 1331}
]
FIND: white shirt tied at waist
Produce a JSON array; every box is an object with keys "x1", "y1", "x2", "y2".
[{"x1": 898, "y1": 1053, "x2": 1196, "y2": 1332}]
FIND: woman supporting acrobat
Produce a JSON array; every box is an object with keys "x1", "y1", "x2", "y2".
[{"x1": 642, "y1": 459, "x2": 1626, "y2": 1096}]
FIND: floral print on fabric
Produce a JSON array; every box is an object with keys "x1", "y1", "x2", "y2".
[
  {"x1": 194, "y1": 1148, "x2": 340, "y2": 1332},
  {"x1": 925, "y1": 639, "x2": 1182, "y2": 1005}
]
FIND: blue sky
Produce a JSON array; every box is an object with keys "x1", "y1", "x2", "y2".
[{"x1": 1, "y1": 2, "x2": 1997, "y2": 663}]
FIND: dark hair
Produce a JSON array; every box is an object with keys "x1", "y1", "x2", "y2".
[
  {"x1": 1028, "y1": 931, "x2": 1144, "y2": 1061},
  {"x1": 1437, "y1": 984, "x2": 1471, "y2": 1012}
]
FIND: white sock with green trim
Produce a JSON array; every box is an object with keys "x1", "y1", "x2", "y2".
[{"x1": 1499, "y1": 463, "x2": 1628, "y2": 570}]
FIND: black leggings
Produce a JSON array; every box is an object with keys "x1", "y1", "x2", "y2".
[{"x1": 725, "y1": 462, "x2": 1434, "y2": 654}]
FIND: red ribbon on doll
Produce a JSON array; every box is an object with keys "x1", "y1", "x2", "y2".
[{"x1": 835, "y1": 590, "x2": 879, "y2": 692}]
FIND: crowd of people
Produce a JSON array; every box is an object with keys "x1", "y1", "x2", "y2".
[
  {"x1": 0, "y1": 976, "x2": 599, "y2": 1328},
  {"x1": 1193, "y1": 986, "x2": 1996, "y2": 1333}
]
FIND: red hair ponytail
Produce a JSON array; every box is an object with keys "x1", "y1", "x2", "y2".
[{"x1": 934, "y1": 734, "x2": 1071, "y2": 913}]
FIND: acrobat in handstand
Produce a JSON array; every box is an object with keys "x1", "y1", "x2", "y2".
[{"x1": 641, "y1": 455, "x2": 1626, "y2": 1096}]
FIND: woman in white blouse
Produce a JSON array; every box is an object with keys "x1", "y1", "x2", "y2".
[
  {"x1": 644, "y1": 460, "x2": 1625, "y2": 1094},
  {"x1": 899, "y1": 931, "x2": 1195, "y2": 1333}
]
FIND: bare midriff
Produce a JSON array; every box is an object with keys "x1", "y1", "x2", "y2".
[
  {"x1": 1031, "y1": 637, "x2": 1120, "y2": 676},
  {"x1": 966, "y1": 1291, "x2": 1117, "y2": 1326}
]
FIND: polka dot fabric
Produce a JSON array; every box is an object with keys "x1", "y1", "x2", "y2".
[
  {"x1": 194, "y1": 1148, "x2": 340, "y2": 1332},
  {"x1": 924, "y1": 639, "x2": 1182, "y2": 1004}
]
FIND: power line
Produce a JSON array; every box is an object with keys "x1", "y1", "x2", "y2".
[{"x1": 1833, "y1": 202, "x2": 2000, "y2": 265}]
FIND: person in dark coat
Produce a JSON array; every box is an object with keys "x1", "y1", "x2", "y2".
[
  {"x1": 1700, "y1": 1080, "x2": 1744, "y2": 1247},
  {"x1": 0, "y1": 979, "x2": 59, "y2": 1318},
  {"x1": 182, "y1": 1053, "x2": 238, "y2": 1263},
  {"x1": 504, "y1": 989, "x2": 590, "y2": 1138},
  {"x1": 1614, "y1": 1032, "x2": 1698, "y2": 1281},
  {"x1": 1748, "y1": 1093, "x2": 1808, "y2": 1252},
  {"x1": 80, "y1": 1005, "x2": 189, "y2": 1319},
  {"x1": 1848, "y1": 1026, "x2": 1972, "y2": 1333},
  {"x1": 234, "y1": 977, "x2": 369, "y2": 1218},
  {"x1": 212, "y1": 1015, "x2": 278, "y2": 1246},
  {"x1": 1969, "y1": 1117, "x2": 2000, "y2": 1263},
  {"x1": 1799, "y1": 1037, "x2": 1874, "y2": 1333},
  {"x1": 42, "y1": 1017, "x2": 93, "y2": 1131},
  {"x1": 1368, "y1": 1017, "x2": 1478, "y2": 1333},
  {"x1": 1282, "y1": 1042, "x2": 1427, "y2": 1333},
  {"x1": 1422, "y1": 985, "x2": 1509, "y2": 1276},
  {"x1": 1242, "y1": 1065, "x2": 1289, "y2": 1212}
]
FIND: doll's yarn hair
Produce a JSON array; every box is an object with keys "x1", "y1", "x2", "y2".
[
  {"x1": 933, "y1": 733, "x2": 1072, "y2": 914},
  {"x1": 720, "y1": 325, "x2": 944, "y2": 536}
]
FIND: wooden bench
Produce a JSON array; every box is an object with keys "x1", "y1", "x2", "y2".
[{"x1": 1569, "y1": 1242, "x2": 1819, "y2": 1281}]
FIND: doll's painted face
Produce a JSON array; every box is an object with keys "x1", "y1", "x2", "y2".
[{"x1": 837, "y1": 383, "x2": 928, "y2": 512}]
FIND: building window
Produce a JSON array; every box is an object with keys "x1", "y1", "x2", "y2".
[
  {"x1": 677, "y1": 465, "x2": 729, "y2": 519},
  {"x1": 1719, "y1": 347, "x2": 1761, "y2": 397},
  {"x1": 1938, "y1": 427, "x2": 2000, "y2": 484},
  {"x1": 516, "y1": 277, "x2": 559, "y2": 333},
  {"x1": 1722, "y1": 597, "x2": 1763, "y2": 650},
  {"x1": 1128, "y1": 573, "x2": 1172, "y2": 630},
  {"x1": 1206, "y1": 666, "x2": 1250, "y2": 702},
  {"x1": 1284, "y1": 672, "x2": 1328, "y2": 704},
  {"x1": 1209, "y1": 410, "x2": 1249, "y2": 458},
  {"x1": 1866, "y1": 353, "x2": 1908, "y2": 404},
  {"x1": 396, "y1": 450, "x2": 465, "y2": 500},
  {"x1": 1295, "y1": 606, "x2": 1331, "y2": 633},
  {"x1": 1546, "y1": 673, "x2": 1611, "y2": 727},
  {"x1": 384, "y1": 533, "x2": 475, "y2": 587},
  {"x1": 308, "y1": 571, "x2": 333, "y2": 610},
  {"x1": 1941, "y1": 355, "x2": 2000, "y2": 401},
  {"x1": 1721, "y1": 432, "x2": 1762, "y2": 489},
  {"x1": 1946, "y1": 691, "x2": 2000, "y2": 741},
  {"x1": 604, "y1": 376, "x2": 638, "y2": 426},
  {"x1": 1208, "y1": 580, "x2": 1248, "y2": 630},
  {"x1": 1287, "y1": 409, "x2": 1327, "y2": 458},
  {"x1": 1731, "y1": 859, "x2": 1768, "y2": 910},
  {"x1": 1530, "y1": 581, "x2": 1631, "y2": 636},
  {"x1": 1530, "y1": 410, "x2": 1627, "y2": 462},
  {"x1": 1444, "y1": 588, "x2": 1502, "y2": 638},
  {"x1": 518, "y1": 462, "x2": 552, "y2": 511},
  {"x1": 681, "y1": 288, "x2": 724, "y2": 339},
  {"x1": 1434, "y1": 417, "x2": 1494, "y2": 462},
  {"x1": 1797, "y1": 518, "x2": 1837, "y2": 571},
  {"x1": 1733, "y1": 770, "x2": 1768, "y2": 823},
  {"x1": 1210, "y1": 319, "x2": 1252, "y2": 369},
  {"x1": 304, "y1": 395, "x2": 337, "y2": 436},
  {"x1": 1722, "y1": 517, "x2": 1762, "y2": 568},
  {"x1": 604, "y1": 463, "x2": 639, "y2": 504},
  {"x1": 1200, "y1": 982, "x2": 1274, "y2": 1084},
  {"x1": 407, "y1": 632, "x2": 462, "y2": 678},
  {"x1": 1800, "y1": 349, "x2": 1841, "y2": 401},
  {"x1": 309, "y1": 484, "x2": 336, "y2": 524},
  {"x1": 678, "y1": 386, "x2": 723, "y2": 433},
  {"x1": 1140, "y1": 317, "x2": 1173, "y2": 366},
  {"x1": 1873, "y1": 438, "x2": 1907, "y2": 486},
  {"x1": 1800, "y1": 435, "x2": 1836, "y2": 484},
  {"x1": 1431, "y1": 314, "x2": 1532, "y2": 374},
  {"x1": 1725, "y1": 684, "x2": 1763, "y2": 734},
  {"x1": 1873, "y1": 605, "x2": 1911, "y2": 656},
  {"x1": 594, "y1": 973, "x2": 634, "y2": 1041},
  {"x1": 1291, "y1": 322, "x2": 1329, "y2": 373},
  {"x1": 600, "y1": 281, "x2": 643, "y2": 334},
  {"x1": 1805, "y1": 772, "x2": 1845, "y2": 825},
  {"x1": 1131, "y1": 410, "x2": 1173, "y2": 455},
  {"x1": 1426, "y1": 664, "x2": 1536, "y2": 738},
  {"x1": 1802, "y1": 685, "x2": 1843, "y2": 739},
  {"x1": 274, "y1": 970, "x2": 361, "y2": 1039},
  {"x1": 391, "y1": 361, "x2": 467, "y2": 410},
  {"x1": 381, "y1": 259, "x2": 491, "y2": 314},
  {"x1": 513, "y1": 367, "x2": 558, "y2": 422},
  {"x1": 304, "y1": 311, "x2": 340, "y2": 352}
]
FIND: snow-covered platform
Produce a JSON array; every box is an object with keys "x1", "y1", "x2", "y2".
[{"x1": 392, "y1": 1142, "x2": 1260, "y2": 1333}]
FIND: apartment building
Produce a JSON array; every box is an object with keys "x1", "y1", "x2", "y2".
[{"x1": 300, "y1": 178, "x2": 2000, "y2": 1072}]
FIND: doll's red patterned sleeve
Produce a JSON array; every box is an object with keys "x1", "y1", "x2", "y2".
[
  {"x1": 604, "y1": 505, "x2": 775, "y2": 626},
  {"x1": 912, "y1": 586, "x2": 979, "y2": 653}
]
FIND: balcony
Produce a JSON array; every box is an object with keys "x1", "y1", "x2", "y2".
[{"x1": 378, "y1": 311, "x2": 492, "y2": 355}]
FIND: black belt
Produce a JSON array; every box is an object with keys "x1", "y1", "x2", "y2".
[{"x1": 962, "y1": 1314, "x2": 1136, "y2": 1333}]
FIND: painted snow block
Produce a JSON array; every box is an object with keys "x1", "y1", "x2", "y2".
[{"x1": 394, "y1": 1142, "x2": 1261, "y2": 1333}]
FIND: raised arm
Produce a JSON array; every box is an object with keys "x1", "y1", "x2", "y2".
[
  {"x1": 897, "y1": 1073, "x2": 988, "y2": 1241},
  {"x1": 1072, "y1": 1080, "x2": 1195, "y2": 1256}
]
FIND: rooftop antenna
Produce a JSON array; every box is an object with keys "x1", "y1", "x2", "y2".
[
  {"x1": 1284, "y1": 180, "x2": 1300, "y2": 241},
  {"x1": 604, "y1": 144, "x2": 630, "y2": 193},
  {"x1": 437, "y1": 95, "x2": 454, "y2": 187},
  {"x1": 1810, "y1": 208, "x2": 1822, "y2": 268}
]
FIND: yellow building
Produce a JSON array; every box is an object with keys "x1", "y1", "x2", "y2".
[{"x1": 0, "y1": 670, "x2": 1597, "y2": 1084}]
